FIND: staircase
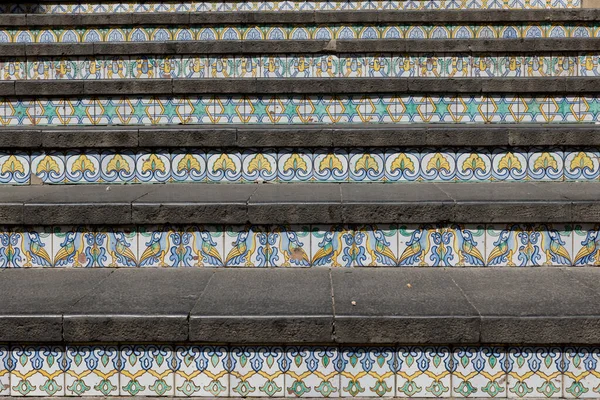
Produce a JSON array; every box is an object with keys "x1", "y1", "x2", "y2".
[{"x1": 0, "y1": 0, "x2": 600, "y2": 399}]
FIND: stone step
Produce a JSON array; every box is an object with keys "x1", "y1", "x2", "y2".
[
  {"x1": 4, "y1": 38, "x2": 599, "y2": 57},
  {"x1": 2, "y1": 124, "x2": 598, "y2": 148},
  {"x1": 0, "y1": 182, "x2": 596, "y2": 225},
  {"x1": 1, "y1": 268, "x2": 598, "y2": 344},
  {"x1": 0, "y1": 0, "x2": 584, "y2": 14},
  {"x1": 0, "y1": 10, "x2": 597, "y2": 43}
]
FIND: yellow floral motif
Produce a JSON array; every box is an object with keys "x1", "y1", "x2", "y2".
[
  {"x1": 497, "y1": 153, "x2": 522, "y2": 171},
  {"x1": 426, "y1": 153, "x2": 451, "y2": 172},
  {"x1": 106, "y1": 154, "x2": 131, "y2": 173},
  {"x1": 177, "y1": 154, "x2": 202, "y2": 173},
  {"x1": 354, "y1": 154, "x2": 379, "y2": 173},
  {"x1": 35, "y1": 155, "x2": 60, "y2": 175},
  {"x1": 141, "y1": 154, "x2": 166, "y2": 174},
  {"x1": 319, "y1": 154, "x2": 343, "y2": 172},
  {"x1": 390, "y1": 153, "x2": 415, "y2": 172},
  {"x1": 247, "y1": 154, "x2": 272, "y2": 174},
  {"x1": 533, "y1": 152, "x2": 558, "y2": 170},
  {"x1": 282, "y1": 154, "x2": 308, "y2": 172},
  {"x1": 70, "y1": 154, "x2": 95, "y2": 174},
  {"x1": 570, "y1": 152, "x2": 594, "y2": 171},
  {"x1": 1, "y1": 155, "x2": 24, "y2": 174},
  {"x1": 462, "y1": 153, "x2": 486, "y2": 172},
  {"x1": 212, "y1": 153, "x2": 236, "y2": 173}
]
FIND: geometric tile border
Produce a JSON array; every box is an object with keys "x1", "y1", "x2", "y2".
[
  {"x1": 2, "y1": 223, "x2": 600, "y2": 267},
  {"x1": 0, "y1": 23, "x2": 596, "y2": 43},
  {"x1": 2, "y1": 53, "x2": 598, "y2": 81},
  {"x1": 0, "y1": 0, "x2": 582, "y2": 14},
  {"x1": 1, "y1": 147, "x2": 599, "y2": 185},
  {"x1": 0, "y1": 95, "x2": 597, "y2": 126},
  {"x1": 0, "y1": 344, "x2": 597, "y2": 398}
]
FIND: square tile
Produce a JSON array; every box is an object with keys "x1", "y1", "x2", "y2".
[
  {"x1": 310, "y1": 224, "x2": 352, "y2": 267},
  {"x1": 564, "y1": 346, "x2": 600, "y2": 398},
  {"x1": 81, "y1": 57, "x2": 105, "y2": 79},
  {"x1": 235, "y1": 55, "x2": 260, "y2": 78},
  {"x1": 120, "y1": 345, "x2": 175, "y2": 396},
  {"x1": 452, "y1": 347, "x2": 507, "y2": 398},
  {"x1": 63, "y1": 150, "x2": 101, "y2": 183},
  {"x1": 546, "y1": 96, "x2": 581, "y2": 122},
  {"x1": 156, "y1": 55, "x2": 182, "y2": 79},
  {"x1": 262, "y1": 55, "x2": 287, "y2": 78},
  {"x1": 0, "y1": 346, "x2": 9, "y2": 395},
  {"x1": 312, "y1": 149, "x2": 348, "y2": 182},
  {"x1": 130, "y1": 56, "x2": 157, "y2": 79},
  {"x1": 498, "y1": 55, "x2": 524, "y2": 77},
  {"x1": 384, "y1": 149, "x2": 420, "y2": 182},
  {"x1": 208, "y1": 56, "x2": 235, "y2": 78},
  {"x1": 65, "y1": 345, "x2": 120, "y2": 396},
  {"x1": 1, "y1": 59, "x2": 26, "y2": 81},
  {"x1": 353, "y1": 224, "x2": 399, "y2": 267},
  {"x1": 578, "y1": 54, "x2": 600, "y2": 77},
  {"x1": 505, "y1": 347, "x2": 562, "y2": 398},
  {"x1": 135, "y1": 152, "x2": 171, "y2": 182},
  {"x1": 277, "y1": 149, "x2": 313, "y2": 182},
  {"x1": 52, "y1": 58, "x2": 80, "y2": 80},
  {"x1": 573, "y1": 224, "x2": 600, "y2": 266},
  {"x1": 187, "y1": 225, "x2": 225, "y2": 267},
  {"x1": 527, "y1": 148, "x2": 564, "y2": 181},
  {"x1": 174, "y1": 346, "x2": 229, "y2": 397},
  {"x1": 27, "y1": 59, "x2": 54, "y2": 80},
  {"x1": 9, "y1": 227, "x2": 53, "y2": 268},
  {"x1": 286, "y1": 346, "x2": 339, "y2": 397},
  {"x1": 206, "y1": 150, "x2": 242, "y2": 182},
  {"x1": 100, "y1": 151, "x2": 137, "y2": 183},
  {"x1": 418, "y1": 54, "x2": 445, "y2": 77},
  {"x1": 137, "y1": 226, "x2": 171, "y2": 267},
  {"x1": 313, "y1": 55, "x2": 340, "y2": 77},
  {"x1": 391, "y1": 55, "x2": 418, "y2": 77},
  {"x1": 31, "y1": 152, "x2": 66, "y2": 184},
  {"x1": 0, "y1": 152, "x2": 30, "y2": 185},
  {"x1": 564, "y1": 149, "x2": 600, "y2": 181},
  {"x1": 269, "y1": 225, "x2": 311, "y2": 267},
  {"x1": 182, "y1": 56, "x2": 207, "y2": 78},
  {"x1": 241, "y1": 149, "x2": 278, "y2": 182},
  {"x1": 471, "y1": 55, "x2": 497, "y2": 77},
  {"x1": 11, "y1": 345, "x2": 65, "y2": 396},
  {"x1": 551, "y1": 55, "x2": 577, "y2": 76},
  {"x1": 455, "y1": 149, "x2": 492, "y2": 181},
  {"x1": 224, "y1": 225, "x2": 269, "y2": 267},
  {"x1": 524, "y1": 55, "x2": 551, "y2": 77},
  {"x1": 170, "y1": 150, "x2": 207, "y2": 182},
  {"x1": 349, "y1": 149, "x2": 385, "y2": 182},
  {"x1": 445, "y1": 54, "x2": 471, "y2": 77},
  {"x1": 397, "y1": 346, "x2": 452, "y2": 397},
  {"x1": 339, "y1": 347, "x2": 396, "y2": 397},
  {"x1": 230, "y1": 346, "x2": 286, "y2": 397},
  {"x1": 397, "y1": 225, "x2": 436, "y2": 266},
  {"x1": 287, "y1": 55, "x2": 313, "y2": 78}
]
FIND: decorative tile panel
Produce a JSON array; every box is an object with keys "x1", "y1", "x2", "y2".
[
  {"x1": 65, "y1": 346, "x2": 120, "y2": 396},
  {"x1": 505, "y1": 347, "x2": 562, "y2": 398},
  {"x1": 229, "y1": 346, "x2": 286, "y2": 397},
  {"x1": 11, "y1": 345, "x2": 64, "y2": 396},
  {"x1": 119, "y1": 345, "x2": 175, "y2": 396}
]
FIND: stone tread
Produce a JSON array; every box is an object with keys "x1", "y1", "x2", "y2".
[
  {"x1": 1, "y1": 9, "x2": 599, "y2": 26},
  {"x1": 0, "y1": 181, "x2": 599, "y2": 225},
  {"x1": 4, "y1": 38, "x2": 599, "y2": 57},
  {"x1": 3, "y1": 124, "x2": 599, "y2": 148},
  {"x1": 2, "y1": 267, "x2": 600, "y2": 344},
  {"x1": 3, "y1": 77, "x2": 600, "y2": 97}
]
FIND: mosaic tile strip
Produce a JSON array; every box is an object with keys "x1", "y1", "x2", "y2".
[
  {"x1": 2, "y1": 344, "x2": 599, "y2": 398},
  {"x1": 0, "y1": 95, "x2": 597, "y2": 126},
  {"x1": 2, "y1": 53, "x2": 598, "y2": 81},
  {"x1": 0, "y1": 23, "x2": 595, "y2": 43},
  {"x1": 4, "y1": 147, "x2": 600, "y2": 185},
  {"x1": 0, "y1": 223, "x2": 596, "y2": 267},
  {"x1": 0, "y1": 0, "x2": 581, "y2": 14}
]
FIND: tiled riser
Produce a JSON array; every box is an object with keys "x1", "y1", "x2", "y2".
[
  {"x1": 3, "y1": 147, "x2": 600, "y2": 185},
  {"x1": 0, "y1": 0, "x2": 581, "y2": 13},
  {"x1": 0, "y1": 24, "x2": 596, "y2": 43},
  {"x1": 0, "y1": 344, "x2": 597, "y2": 398},
  {"x1": 6, "y1": 54, "x2": 599, "y2": 81},
  {"x1": 1, "y1": 223, "x2": 599, "y2": 267},
  {"x1": 1, "y1": 95, "x2": 599, "y2": 126}
]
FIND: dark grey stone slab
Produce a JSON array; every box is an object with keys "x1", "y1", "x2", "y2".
[
  {"x1": 24, "y1": 185, "x2": 152, "y2": 225},
  {"x1": 0, "y1": 81, "x2": 15, "y2": 97},
  {"x1": 438, "y1": 182, "x2": 573, "y2": 223},
  {"x1": 42, "y1": 128, "x2": 138, "y2": 148},
  {"x1": 450, "y1": 268, "x2": 600, "y2": 344},
  {"x1": 332, "y1": 268, "x2": 480, "y2": 343},
  {"x1": 0, "y1": 185, "x2": 63, "y2": 224},
  {"x1": 5, "y1": 38, "x2": 600, "y2": 58},
  {"x1": 0, "y1": 269, "x2": 112, "y2": 342},
  {"x1": 0, "y1": 129, "x2": 43, "y2": 148},
  {"x1": 139, "y1": 128, "x2": 237, "y2": 148},
  {"x1": 237, "y1": 127, "x2": 334, "y2": 147},
  {"x1": 0, "y1": 9, "x2": 594, "y2": 28},
  {"x1": 341, "y1": 184, "x2": 453, "y2": 223},
  {"x1": 65, "y1": 269, "x2": 213, "y2": 342},
  {"x1": 132, "y1": 184, "x2": 256, "y2": 224},
  {"x1": 190, "y1": 269, "x2": 333, "y2": 343},
  {"x1": 248, "y1": 184, "x2": 342, "y2": 224},
  {"x1": 10, "y1": 78, "x2": 595, "y2": 96}
]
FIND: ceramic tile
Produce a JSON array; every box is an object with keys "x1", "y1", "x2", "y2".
[
  {"x1": 277, "y1": 149, "x2": 313, "y2": 182},
  {"x1": 0, "y1": 152, "x2": 30, "y2": 185},
  {"x1": 230, "y1": 346, "x2": 286, "y2": 397},
  {"x1": 182, "y1": 56, "x2": 207, "y2": 78},
  {"x1": 235, "y1": 55, "x2": 260, "y2": 78},
  {"x1": 313, "y1": 55, "x2": 340, "y2": 77},
  {"x1": 130, "y1": 56, "x2": 157, "y2": 79},
  {"x1": 490, "y1": 148, "x2": 528, "y2": 181},
  {"x1": 551, "y1": 55, "x2": 577, "y2": 76},
  {"x1": 65, "y1": 346, "x2": 120, "y2": 396},
  {"x1": 564, "y1": 149, "x2": 600, "y2": 181},
  {"x1": 2, "y1": 227, "x2": 53, "y2": 268},
  {"x1": 136, "y1": 152, "x2": 171, "y2": 182},
  {"x1": 349, "y1": 149, "x2": 385, "y2": 182},
  {"x1": 505, "y1": 347, "x2": 562, "y2": 398},
  {"x1": 174, "y1": 346, "x2": 229, "y2": 397},
  {"x1": 120, "y1": 345, "x2": 175, "y2": 396},
  {"x1": 452, "y1": 347, "x2": 507, "y2": 398},
  {"x1": 397, "y1": 346, "x2": 452, "y2": 397},
  {"x1": 262, "y1": 55, "x2": 287, "y2": 78},
  {"x1": 564, "y1": 346, "x2": 600, "y2": 398},
  {"x1": 339, "y1": 347, "x2": 396, "y2": 397},
  {"x1": 455, "y1": 149, "x2": 492, "y2": 181},
  {"x1": 242, "y1": 149, "x2": 278, "y2": 182},
  {"x1": 392, "y1": 55, "x2": 418, "y2": 77},
  {"x1": 286, "y1": 346, "x2": 339, "y2": 397},
  {"x1": 579, "y1": 54, "x2": 600, "y2": 77},
  {"x1": 208, "y1": 56, "x2": 235, "y2": 78},
  {"x1": 573, "y1": 224, "x2": 600, "y2": 266},
  {"x1": 312, "y1": 149, "x2": 348, "y2": 182},
  {"x1": 524, "y1": 55, "x2": 551, "y2": 77},
  {"x1": 527, "y1": 148, "x2": 564, "y2": 180},
  {"x1": 471, "y1": 55, "x2": 497, "y2": 77},
  {"x1": 223, "y1": 225, "x2": 268, "y2": 267},
  {"x1": 269, "y1": 225, "x2": 311, "y2": 267},
  {"x1": 418, "y1": 54, "x2": 445, "y2": 77},
  {"x1": 498, "y1": 55, "x2": 524, "y2": 77},
  {"x1": 11, "y1": 345, "x2": 65, "y2": 396},
  {"x1": 288, "y1": 55, "x2": 313, "y2": 78},
  {"x1": 206, "y1": 150, "x2": 242, "y2": 182},
  {"x1": 310, "y1": 225, "x2": 353, "y2": 267},
  {"x1": 100, "y1": 151, "x2": 137, "y2": 183}
]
